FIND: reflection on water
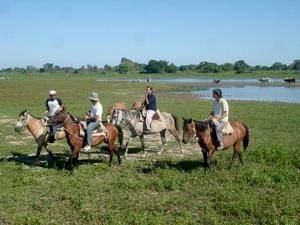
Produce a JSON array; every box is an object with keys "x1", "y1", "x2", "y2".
[{"x1": 191, "y1": 86, "x2": 300, "y2": 103}]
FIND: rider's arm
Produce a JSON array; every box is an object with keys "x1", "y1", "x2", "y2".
[
  {"x1": 144, "y1": 93, "x2": 149, "y2": 105},
  {"x1": 44, "y1": 99, "x2": 49, "y2": 116},
  {"x1": 217, "y1": 111, "x2": 228, "y2": 121},
  {"x1": 56, "y1": 98, "x2": 63, "y2": 112}
]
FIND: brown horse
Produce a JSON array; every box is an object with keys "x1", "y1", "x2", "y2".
[
  {"x1": 182, "y1": 118, "x2": 249, "y2": 170},
  {"x1": 107, "y1": 102, "x2": 126, "y2": 122},
  {"x1": 48, "y1": 108, "x2": 123, "y2": 169},
  {"x1": 131, "y1": 101, "x2": 143, "y2": 110}
]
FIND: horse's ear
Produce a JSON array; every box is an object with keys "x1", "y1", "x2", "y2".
[
  {"x1": 188, "y1": 118, "x2": 192, "y2": 123},
  {"x1": 183, "y1": 117, "x2": 186, "y2": 121},
  {"x1": 62, "y1": 106, "x2": 67, "y2": 111}
]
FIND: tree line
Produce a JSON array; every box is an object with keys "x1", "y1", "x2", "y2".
[{"x1": 1, "y1": 58, "x2": 300, "y2": 74}]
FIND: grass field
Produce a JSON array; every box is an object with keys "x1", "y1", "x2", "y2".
[{"x1": 0, "y1": 74, "x2": 299, "y2": 225}]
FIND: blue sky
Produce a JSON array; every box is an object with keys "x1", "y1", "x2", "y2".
[{"x1": 0, "y1": 0, "x2": 299, "y2": 68}]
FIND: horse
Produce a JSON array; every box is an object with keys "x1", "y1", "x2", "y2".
[
  {"x1": 284, "y1": 78, "x2": 296, "y2": 84},
  {"x1": 15, "y1": 110, "x2": 66, "y2": 159},
  {"x1": 182, "y1": 118, "x2": 249, "y2": 170},
  {"x1": 106, "y1": 101, "x2": 126, "y2": 122},
  {"x1": 112, "y1": 109, "x2": 184, "y2": 158},
  {"x1": 131, "y1": 101, "x2": 143, "y2": 111},
  {"x1": 48, "y1": 107, "x2": 123, "y2": 169}
]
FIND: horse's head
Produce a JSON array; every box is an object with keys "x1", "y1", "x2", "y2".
[
  {"x1": 182, "y1": 117, "x2": 195, "y2": 144},
  {"x1": 48, "y1": 106, "x2": 70, "y2": 126},
  {"x1": 182, "y1": 118, "x2": 212, "y2": 144},
  {"x1": 111, "y1": 109, "x2": 123, "y2": 125},
  {"x1": 15, "y1": 109, "x2": 29, "y2": 133}
]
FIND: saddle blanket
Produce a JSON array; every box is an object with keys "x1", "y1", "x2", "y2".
[{"x1": 222, "y1": 122, "x2": 234, "y2": 135}]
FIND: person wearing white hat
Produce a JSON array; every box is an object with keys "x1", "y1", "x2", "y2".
[
  {"x1": 44, "y1": 90, "x2": 63, "y2": 143},
  {"x1": 83, "y1": 92, "x2": 103, "y2": 151}
]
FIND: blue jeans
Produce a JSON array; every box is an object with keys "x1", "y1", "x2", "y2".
[{"x1": 86, "y1": 121, "x2": 100, "y2": 146}]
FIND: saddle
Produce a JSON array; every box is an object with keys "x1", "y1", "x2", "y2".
[
  {"x1": 222, "y1": 122, "x2": 234, "y2": 135},
  {"x1": 79, "y1": 121, "x2": 108, "y2": 139}
]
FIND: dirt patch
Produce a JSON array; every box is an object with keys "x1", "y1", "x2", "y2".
[
  {"x1": 0, "y1": 118, "x2": 15, "y2": 125},
  {"x1": 7, "y1": 140, "x2": 26, "y2": 145}
]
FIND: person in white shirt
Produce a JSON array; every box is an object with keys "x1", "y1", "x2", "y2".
[
  {"x1": 209, "y1": 89, "x2": 229, "y2": 150},
  {"x1": 44, "y1": 90, "x2": 63, "y2": 143},
  {"x1": 83, "y1": 92, "x2": 103, "y2": 151}
]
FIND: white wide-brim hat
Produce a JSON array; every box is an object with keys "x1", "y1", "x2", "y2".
[
  {"x1": 89, "y1": 92, "x2": 99, "y2": 101},
  {"x1": 49, "y1": 90, "x2": 57, "y2": 95}
]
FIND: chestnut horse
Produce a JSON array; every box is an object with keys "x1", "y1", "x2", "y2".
[
  {"x1": 106, "y1": 102, "x2": 126, "y2": 122},
  {"x1": 131, "y1": 101, "x2": 143, "y2": 110},
  {"x1": 49, "y1": 108, "x2": 123, "y2": 169},
  {"x1": 182, "y1": 118, "x2": 249, "y2": 170}
]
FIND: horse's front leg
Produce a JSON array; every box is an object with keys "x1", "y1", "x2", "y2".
[
  {"x1": 139, "y1": 135, "x2": 146, "y2": 158},
  {"x1": 124, "y1": 136, "x2": 134, "y2": 158},
  {"x1": 201, "y1": 149, "x2": 208, "y2": 171}
]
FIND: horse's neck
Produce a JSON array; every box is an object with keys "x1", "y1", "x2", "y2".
[
  {"x1": 64, "y1": 119, "x2": 79, "y2": 136},
  {"x1": 26, "y1": 115, "x2": 44, "y2": 138}
]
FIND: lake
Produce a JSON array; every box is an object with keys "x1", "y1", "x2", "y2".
[{"x1": 191, "y1": 86, "x2": 300, "y2": 103}]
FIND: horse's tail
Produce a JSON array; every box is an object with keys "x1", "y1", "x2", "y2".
[
  {"x1": 243, "y1": 124, "x2": 249, "y2": 151},
  {"x1": 171, "y1": 114, "x2": 180, "y2": 132},
  {"x1": 115, "y1": 124, "x2": 124, "y2": 150}
]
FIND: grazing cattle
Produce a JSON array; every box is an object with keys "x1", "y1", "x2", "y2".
[
  {"x1": 213, "y1": 79, "x2": 221, "y2": 84},
  {"x1": 284, "y1": 78, "x2": 296, "y2": 84},
  {"x1": 258, "y1": 78, "x2": 271, "y2": 83},
  {"x1": 0, "y1": 77, "x2": 8, "y2": 80},
  {"x1": 107, "y1": 102, "x2": 126, "y2": 122}
]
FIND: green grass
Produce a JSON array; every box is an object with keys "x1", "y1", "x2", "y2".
[
  {"x1": 0, "y1": 74, "x2": 299, "y2": 224},
  {"x1": 1, "y1": 69, "x2": 300, "y2": 81}
]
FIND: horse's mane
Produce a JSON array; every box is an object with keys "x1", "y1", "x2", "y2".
[{"x1": 194, "y1": 119, "x2": 218, "y2": 141}]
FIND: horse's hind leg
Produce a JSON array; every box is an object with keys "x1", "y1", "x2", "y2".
[
  {"x1": 232, "y1": 142, "x2": 243, "y2": 166},
  {"x1": 157, "y1": 130, "x2": 166, "y2": 155},
  {"x1": 114, "y1": 145, "x2": 122, "y2": 165}
]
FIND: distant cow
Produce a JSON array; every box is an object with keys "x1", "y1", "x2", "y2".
[
  {"x1": 284, "y1": 78, "x2": 296, "y2": 84},
  {"x1": 0, "y1": 77, "x2": 8, "y2": 80},
  {"x1": 213, "y1": 79, "x2": 221, "y2": 84},
  {"x1": 147, "y1": 78, "x2": 152, "y2": 83},
  {"x1": 258, "y1": 78, "x2": 271, "y2": 83}
]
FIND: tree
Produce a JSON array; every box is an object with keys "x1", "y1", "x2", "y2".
[
  {"x1": 145, "y1": 60, "x2": 168, "y2": 73},
  {"x1": 290, "y1": 59, "x2": 300, "y2": 71},
  {"x1": 233, "y1": 60, "x2": 251, "y2": 73},
  {"x1": 43, "y1": 63, "x2": 54, "y2": 72},
  {"x1": 197, "y1": 61, "x2": 220, "y2": 73},
  {"x1": 221, "y1": 63, "x2": 234, "y2": 72},
  {"x1": 271, "y1": 62, "x2": 287, "y2": 70},
  {"x1": 165, "y1": 63, "x2": 178, "y2": 73}
]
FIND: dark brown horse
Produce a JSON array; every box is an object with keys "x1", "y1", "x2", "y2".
[
  {"x1": 48, "y1": 107, "x2": 123, "y2": 169},
  {"x1": 182, "y1": 118, "x2": 249, "y2": 170}
]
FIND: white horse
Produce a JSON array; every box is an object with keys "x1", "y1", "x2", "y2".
[
  {"x1": 15, "y1": 110, "x2": 65, "y2": 159},
  {"x1": 112, "y1": 109, "x2": 184, "y2": 158}
]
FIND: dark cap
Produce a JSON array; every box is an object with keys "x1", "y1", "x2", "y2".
[{"x1": 213, "y1": 89, "x2": 222, "y2": 98}]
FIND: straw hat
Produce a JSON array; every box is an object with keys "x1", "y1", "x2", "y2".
[
  {"x1": 89, "y1": 92, "x2": 99, "y2": 101},
  {"x1": 49, "y1": 90, "x2": 56, "y2": 95}
]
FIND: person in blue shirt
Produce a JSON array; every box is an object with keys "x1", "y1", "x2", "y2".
[{"x1": 144, "y1": 85, "x2": 157, "y2": 130}]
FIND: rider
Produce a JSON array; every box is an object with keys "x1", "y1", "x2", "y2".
[
  {"x1": 83, "y1": 92, "x2": 103, "y2": 151},
  {"x1": 44, "y1": 90, "x2": 63, "y2": 143},
  {"x1": 144, "y1": 85, "x2": 157, "y2": 131},
  {"x1": 209, "y1": 88, "x2": 229, "y2": 151}
]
